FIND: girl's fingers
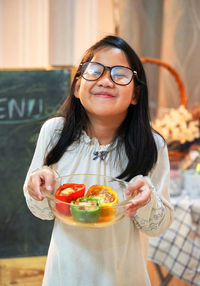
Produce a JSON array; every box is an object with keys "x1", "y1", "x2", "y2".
[
  {"x1": 131, "y1": 186, "x2": 150, "y2": 206},
  {"x1": 27, "y1": 168, "x2": 56, "y2": 200},
  {"x1": 27, "y1": 174, "x2": 44, "y2": 200},
  {"x1": 126, "y1": 178, "x2": 151, "y2": 202},
  {"x1": 125, "y1": 204, "x2": 138, "y2": 217},
  {"x1": 42, "y1": 169, "x2": 56, "y2": 192},
  {"x1": 28, "y1": 185, "x2": 43, "y2": 201},
  {"x1": 125, "y1": 178, "x2": 146, "y2": 196},
  {"x1": 125, "y1": 178, "x2": 152, "y2": 217}
]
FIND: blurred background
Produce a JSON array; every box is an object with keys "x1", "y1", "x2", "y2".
[
  {"x1": 1, "y1": 0, "x2": 200, "y2": 111},
  {"x1": 0, "y1": 1, "x2": 199, "y2": 285}
]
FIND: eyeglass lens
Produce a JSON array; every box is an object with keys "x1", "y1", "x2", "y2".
[{"x1": 81, "y1": 62, "x2": 133, "y2": 86}]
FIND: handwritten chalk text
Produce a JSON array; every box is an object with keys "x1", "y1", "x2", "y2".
[{"x1": 0, "y1": 98, "x2": 43, "y2": 121}]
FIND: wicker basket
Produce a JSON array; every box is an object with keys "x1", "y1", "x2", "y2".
[
  {"x1": 141, "y1": 57, "x2": 188, "y2": 161},
  {"x1": 141, "y1": 57, "x2": 187, "y2": 108}
]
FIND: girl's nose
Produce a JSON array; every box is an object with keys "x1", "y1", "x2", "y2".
[{"x1": 96, "y1": 69, "x2": 114, "y2": 87}]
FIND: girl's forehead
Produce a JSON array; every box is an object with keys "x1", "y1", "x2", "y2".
[{"x1": 91, "y1": 47, "x2": 130, "y2": 67}]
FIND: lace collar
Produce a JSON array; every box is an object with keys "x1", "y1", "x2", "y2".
[{"x1": 80, "y1": 130, "x2": 118, "y2": 152}]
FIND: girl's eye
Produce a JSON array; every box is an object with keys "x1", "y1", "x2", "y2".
[
  {"x1": 112, "y1": 73, "x2": 127, "y2": 79},
  {"x1": 93, "y1": 70, "x2": 101, "y2": 75},
  {"x1": 86, "y1": 69, "x2": 101, "y2": 75},
  {"x1": 114, "y1": 73, "x2": 123, "y2": 77}
]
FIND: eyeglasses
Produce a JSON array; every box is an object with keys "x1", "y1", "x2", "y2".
[{"x1": 80, "y1": 62, "x2": 138, "y2": 86}]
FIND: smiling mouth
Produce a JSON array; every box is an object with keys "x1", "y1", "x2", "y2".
[{"x1": 93, "y1": 92, "x2": 114, "y2": 98}]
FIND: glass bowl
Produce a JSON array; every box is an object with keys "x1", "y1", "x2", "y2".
[{"x1": 43, "y1": 173, "x2": 134, "y2": 228}]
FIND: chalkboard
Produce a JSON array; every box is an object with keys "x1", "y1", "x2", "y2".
[{"x1": 0, "y1": 69, "x2": 70, "y2": 258}]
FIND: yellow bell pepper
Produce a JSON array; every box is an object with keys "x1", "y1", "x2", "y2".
[{"x1": 86, "y1": 185, "x2": 119, "y2": 222}]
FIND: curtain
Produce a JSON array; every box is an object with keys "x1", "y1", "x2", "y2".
[{"x1": 118, "y1": 0, "x2": 200, "y2": 118}]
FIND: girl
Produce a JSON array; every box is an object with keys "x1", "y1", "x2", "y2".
[{"x1": 24, "y1": 35, "x2": 173, "y2": 286}]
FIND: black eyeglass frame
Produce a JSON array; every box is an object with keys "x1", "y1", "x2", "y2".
[{"x1": 79, "y1": 61, "x2": 138, "y2": 86}]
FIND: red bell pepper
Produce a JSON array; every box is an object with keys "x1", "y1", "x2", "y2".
[{"x1": 55, "y1": 183, "x2": 85, "y2": 215}]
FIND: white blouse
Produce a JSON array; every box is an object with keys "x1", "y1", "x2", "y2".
[{"x1": 24, "y1": 117, "x2": 173, "y2": 286}]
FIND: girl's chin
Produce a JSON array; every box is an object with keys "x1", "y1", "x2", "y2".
[
  {"x1": 87, "y1": 110, "x2": 127, "y2": 120},
  {"x1": 89, "y1": 112, "x2": 114, "y2": 118}
]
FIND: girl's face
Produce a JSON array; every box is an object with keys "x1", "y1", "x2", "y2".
[{"x1": 74, "y1": 47, "x2": 136, "y2": 124}]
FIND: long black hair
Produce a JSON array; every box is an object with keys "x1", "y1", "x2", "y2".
[{"x1": 44, "y1": 35, "x2": 158, "y2": 181}]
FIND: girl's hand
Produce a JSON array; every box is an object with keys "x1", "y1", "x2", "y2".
[
  {"x1": 125, "y1": 177, "x2": 152, "y2": 217},
  {"x1": 27, "y1": 167, "x2": 56, "y2": 201}
]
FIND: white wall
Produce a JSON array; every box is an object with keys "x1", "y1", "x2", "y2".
[
  {"x1": 0, "y1": 0, "x2": 115, "y2": 68},
  {"x1": 0, "y1": 0, "x2": 49, "y2": 67}
]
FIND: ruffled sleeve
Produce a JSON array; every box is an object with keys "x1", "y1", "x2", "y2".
[
  {"x1": 23, "y1": 117, "x2": 63, "y2": 220},
  {"x1": 132, "y1": 135, "x2": 174, "y2": 236}
]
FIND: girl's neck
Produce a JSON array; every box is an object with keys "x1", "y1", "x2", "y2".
[{"x1": 86, "y1": 117, "x2": 121, "y2": 145}]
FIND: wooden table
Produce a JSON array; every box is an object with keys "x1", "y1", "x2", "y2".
[
  {"x1": 0, "y1": 256, "x2": 192, "y2": 286},
  {"x1": 0, "y1": 256, "x2": 46, "y2": 286}
]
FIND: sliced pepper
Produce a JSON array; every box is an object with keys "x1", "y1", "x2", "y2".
[
  {"x1": 86, "y1": 185, "x2": 119, "y2": 222},
  {"x1": 70, "y1": 197, "x2": 101, "y2": 223},
  {"x1": 55, "y1": 183, "x2": 85, "y2": 215}
]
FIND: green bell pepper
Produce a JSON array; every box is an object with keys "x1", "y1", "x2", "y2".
[{"x1": 70, "y1": 197, "x2": 101, "y2": 223}]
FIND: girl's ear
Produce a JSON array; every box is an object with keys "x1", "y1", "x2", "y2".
[
  {"x1": 131, "y1": 95, "x2": 137, "y2": 105},
  {"x1": 74, "y1": 78, "x2": 81, "y2": 99},
  {"x1": 131, "y1": 86, "x2": 140, "y2": 105}
]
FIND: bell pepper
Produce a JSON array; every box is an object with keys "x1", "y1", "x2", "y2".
[
  {"x1": 70, "y1": 197, "x2": 101, "y2": 223},
  {"x1": 55, "y1": 183, "x2": 85, "y2": 215},
  {"x1": 86, "y1": 185, "x2": 119, "y2": 222}
]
